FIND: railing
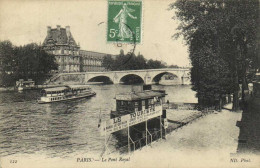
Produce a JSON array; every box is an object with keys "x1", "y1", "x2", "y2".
[
  {"x1": 104, "y1": 129, "x2": 162, "y2": 156},
  {"x1": 129, "y1": 136, "x2": 135, "y2": 152},
  {"x1": 147, "y1": 129, "x2": 153, "y2": 145}
]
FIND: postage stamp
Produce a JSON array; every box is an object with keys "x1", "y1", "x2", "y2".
[{"x1": 107, "y1": 0, "x2": 142, "y2": 44}]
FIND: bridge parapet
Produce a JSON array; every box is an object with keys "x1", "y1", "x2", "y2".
[{"x1": 49, "y1": 68, "x2": 191, "y2": 85}]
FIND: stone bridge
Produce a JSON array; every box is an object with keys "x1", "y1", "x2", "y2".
[{"x1": 51, "y1": 68, "x2": 191, "y2": 85}]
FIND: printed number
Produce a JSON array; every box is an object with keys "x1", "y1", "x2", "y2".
[
  {"x1": 10, "y1": 160, "x2": 17, "y2": 163},
  {"x1": 109, "y1": 29, "x2": 117, "y2": 38}
]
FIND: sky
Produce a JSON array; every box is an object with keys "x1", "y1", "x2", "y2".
[{"x1": 0, "y1": 0, "x2": 190, "y2": 66}]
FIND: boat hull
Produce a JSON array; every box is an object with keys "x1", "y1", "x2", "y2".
[{"x1": 38, "y1": 92, "x2": 96, "y2": 104}]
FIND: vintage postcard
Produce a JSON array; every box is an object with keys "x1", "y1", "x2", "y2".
[{"x1": 0, "y1": 0, "x2": 259, "y2": 168}]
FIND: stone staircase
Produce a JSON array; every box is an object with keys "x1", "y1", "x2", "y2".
[{"x1": 44, "y1": 73, "x2": 61, "y2": 85}]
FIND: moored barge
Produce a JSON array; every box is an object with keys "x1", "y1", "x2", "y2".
[
  {"x1": 16, "y1": 79, "x2": 35, "y2": 91},
  {"x1": 100, "y1": 85, "x2": 167, "y2": 153}
]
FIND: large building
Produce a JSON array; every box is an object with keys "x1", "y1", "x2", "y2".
[
  {"x1": 42, "y1": 25, "x2": 111, "y2": 72},
  {"x1": 80, "y1": 50, "x2": 106, "y2": 72}
]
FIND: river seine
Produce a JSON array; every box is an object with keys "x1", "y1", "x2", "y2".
[{"x1": 0, "y1": 84, "x2": 196, "y2": 158}]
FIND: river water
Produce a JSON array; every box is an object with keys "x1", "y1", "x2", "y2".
[{"x1": 0, "y1": 84, "x2": 196, "y2": 158}]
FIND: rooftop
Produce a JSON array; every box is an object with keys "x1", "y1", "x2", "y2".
[
  {"x1": 43, "y1": 85, "x2": 90, "y2": 92},
  {"x1": 115, "y1": 90, "x2": 166, "y2": 101},
  {"x1": 44, "y1": 86, "x2": 68, "y2": 92},
  {"x1": 43, "y1": 25, "x2": 78, "y2": 47}
]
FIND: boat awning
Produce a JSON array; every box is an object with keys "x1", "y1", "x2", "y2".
[
  {"x1": 67, "y1": 85, "x2": 89, "y2": 89},
  {"x1": 115, "y1": 90, "x2": 166, "y2": 101},
  {"x1": 43, "y1": 87, "x2": 68, "y2": 92}
]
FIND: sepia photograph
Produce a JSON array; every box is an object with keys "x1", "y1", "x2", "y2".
[{"x1": 0, "y1": 0, "x2": 259, "y2": 167}]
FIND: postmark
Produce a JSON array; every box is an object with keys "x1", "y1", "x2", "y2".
[{"x1": 107, "y1": 0, "x2": 142, "y2": 44}]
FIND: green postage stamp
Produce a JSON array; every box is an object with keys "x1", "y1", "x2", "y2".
[{"x1": 107, "y1": 0, "x2": 142, "y2": 44}]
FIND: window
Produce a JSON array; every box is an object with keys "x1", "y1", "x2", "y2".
[
  {"x1": 138, "y1": 101, "x2": 142, "y2": 111},
  {"x1": 145, "y1": 100, "x2": 148, "y2": 109}
]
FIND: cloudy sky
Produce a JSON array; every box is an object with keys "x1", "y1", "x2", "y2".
[{"x1": 0, "y1": 0, "x2": 189, "y2": 66}]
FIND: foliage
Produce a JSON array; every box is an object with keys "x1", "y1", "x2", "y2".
[
  {"x1": 147, "y1": 59, "x2": 167, "y2": 69},
  {"x1": 0, "y1": 41, "x2": 58, "y2": 86},
  {"x1": 168, "y1": 64, "x2": 180, "y2": 68},
  {"x1": 170, "y1": 0, "x2": 259, "y2": 110},
  {"x1": 102, "y1": 50, "x2": 167, "y2": 71}
]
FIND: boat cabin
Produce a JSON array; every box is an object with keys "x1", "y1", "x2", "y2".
[
  {"x1": 111, "y1": 90, "x2": 166, "y2": 118},
  {"x1": 41, "y1": 87, "x2": 68, "y2": 97},
  {"x1": 41, "y1": 85, "x2": 91, "y2": 97}
]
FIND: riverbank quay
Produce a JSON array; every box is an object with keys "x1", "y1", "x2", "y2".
[
  {"x1": 0, "y1": 86, "x2": 15, "y2": 92},
  {"x1": 129, "y1": 108, "x2": 259, "y2": 168},
  {"x1": 0, "y1": 85, "x2": 58, "y2": 92},
  {"x1": 101, "y1": 105, "x2": 259, "y2": 168},
  {"x1": 0, "y1": 84, "x2": 94, "y2": 92}
]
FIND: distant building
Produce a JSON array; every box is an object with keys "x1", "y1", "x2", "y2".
[
  {"x1": 80, "y1": 50, "x2": 107, "y2": 72},
  {"x1": 42, "y1": 25, "x2": 113, "y2": 73}
]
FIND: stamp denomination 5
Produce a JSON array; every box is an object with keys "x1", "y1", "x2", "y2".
[{"x1": 107, "y1": 0, "x2": 142, "y2": 44}]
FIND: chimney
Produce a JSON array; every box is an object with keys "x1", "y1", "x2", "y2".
[
  {"x1": 65, "y1": 26, "x2": 70, "y2": 32},
  {"x1": 57, "y1": 25, "x2": 61, "y2": 30},
  {"x1": 65, "y1": 26, "x2": 71, "y2": 38},
  {"x1": 47, "y1": 26, "x2": 51, "y2": 36}
]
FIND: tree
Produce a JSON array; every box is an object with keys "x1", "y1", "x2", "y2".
[
  {"x1": 147, "y1": 59, "x2": 167, "y2": 69},
  {"x1": 102, "y1": 54, "x2": 115, "y2": 71},
  {"x1": 0, "y1": 40, "x2": 16, "y2": 86},
  {"x1": 0, "y1": 40, "x2": 15, "y2": 73},
  {"x1": 102, "y1": 50, "x2": 166, "y2": 71},
  {"x1": 0, "y1": 41, "x2": 58, "y2": 86},
  {"x1": 170, "y1": 0, "x2": 259, "y2": 111},
  {"x1": 14, "y1": 43, "x2": 57, "y2": 78},
  {"x1": 168, "y1": 64, "x2": 179, "y2": 68}
]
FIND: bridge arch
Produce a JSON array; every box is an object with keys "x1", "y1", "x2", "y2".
[
  {"x1": 119, "y1": 74, "x2": 144, "y2": 84},
  {"x1": 152, "y1": 72, "x2": 179, "y2": 84},
  {"x1": 87, "y1": 75, "x2": 113, "y2": 84}
]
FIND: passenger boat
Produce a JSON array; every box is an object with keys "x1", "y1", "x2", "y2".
[
  {"x1": 16, "y1": 79, "x2": 35, "y2": 91},
  {"x1": 38, "y1": 85, "x2": 96, "y2": 104}
]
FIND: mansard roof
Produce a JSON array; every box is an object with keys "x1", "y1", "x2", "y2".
[
  {"x1": 80, "y1": 50, "x2": 117, "y2": 59},
  {"x1": 43, "y1": 26, "x2": 78, "y2": 47}
]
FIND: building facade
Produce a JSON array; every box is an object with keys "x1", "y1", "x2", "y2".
[
  {"x1": 42, "y1": 25, "x2": 111, "y2": 73},
  {"x1": 80, "y1": 50, "x2": 107, "y2": 72}
]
